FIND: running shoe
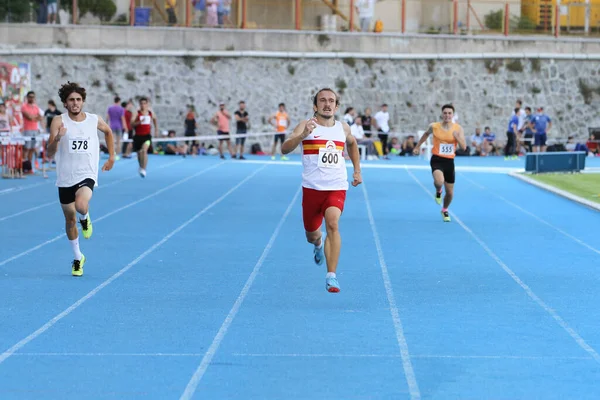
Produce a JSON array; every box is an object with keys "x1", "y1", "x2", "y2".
[
  {"x1": 80, "y1": 214, "x2": 93, "y2": 239},
  {"x1": 435, "y1": 190, "x2": 442, "y2": 205},
  {"x1": 441, "y1": 210, "x2": 451, "y2": 222},
  {"x1": 314, "y1": 244, "x2": 324, "y2": 266},
  {"x1": 326, "y1": 276, "x2": 340, "y2": 293},
  {"x1": 139, "y1": 167, "x2": 146, "y2": 178},
  {"x1": 72, "y1": 254, "x2": 85, "y2": 277}
]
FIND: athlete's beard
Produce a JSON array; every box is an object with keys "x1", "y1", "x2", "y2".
[{"x1": 316, "y1": 110, "x2": 333, "y2": 119}]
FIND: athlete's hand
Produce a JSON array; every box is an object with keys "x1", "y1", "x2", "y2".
[
  {"x1": 102, "y1": 157, "x2": 115, "y2": 172},
  {"x1": 352, "y1": 170, "x2": 362, "y2": 187},
  {"x1": 413, "y1": 147, "x2": 420, "y2": 155},
  {"x1": 302, "y1": 118, "x2": 318, "y2": 138},
  {"x1": 57, "y1": 123, "x2": 67, "y2": 138}
]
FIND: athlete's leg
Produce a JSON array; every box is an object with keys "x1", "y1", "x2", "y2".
[
  {"x1": 432, "y1": 169, "x2": 444, "y2": 195},
  {"x1": 61, "y1": 202, "x2": 79, "y2": 242},
  {"x1": 140, "y1": 140, "x2": 151, "y2": 170},
  {"x1": 442, "y1": 182, "x2": 454, "y2": 209},
  {"x1": 271, "y1": 135, "x2": 278, "y2": 159},
  {"x1": 74, "y1": 186, "x2": 92, "y2": 216},
  {"x1": 323, "y1": 206, "x2": 342, "y2": 274},
  {"x1": 61, "y1": 199, "x2": 86, "y2": 275}
]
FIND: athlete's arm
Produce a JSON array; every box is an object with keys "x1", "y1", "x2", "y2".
[
  {"x1": 152, "y1": 114, "x2": 158, "y2": 137},
  {"x1": 281, "y1": 119, "x2": 313, "y2": 155},
  {"x1": 97, "y1": 116, "x2": 116, "y2": 171},
  {"x1": 453, "y1": 126, "x2": 467, "y2": 150},
  {"x1": 130, "y1": 111, "x2": 139, "y2": 127},
  {"x1": 46, "y1": 115, "x2": 65, "y2": 159},
  {"x1": 343, "y1": 121, "x2": 362, "y2": 187},
  {"x1": 413, "y1": 124, "x2": 433, "y2": 154}
]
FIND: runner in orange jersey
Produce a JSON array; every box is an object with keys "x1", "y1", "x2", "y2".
[{"x1": 414, "y1": 104, "x2": 467, "y2": 222}]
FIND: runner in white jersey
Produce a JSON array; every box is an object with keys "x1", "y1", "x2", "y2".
[
  {"x1": 281, "y1": 88, "x2": 362, "y2": 293},
  {"x1": 46, "y1": 82, "x2": 115, "y2": 276}
]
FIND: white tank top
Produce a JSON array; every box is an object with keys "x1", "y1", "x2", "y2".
[
  {"x1": 301, "y1": 120, "x2": 348, "y2": 191},
  {"x1": 55, "y1": 112, "x2": 100, "y2": 188}
]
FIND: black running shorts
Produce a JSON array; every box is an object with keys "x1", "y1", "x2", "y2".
[
  {"x1": 430, "y1": 154, "x2": 455, "y2": 184},
  {"x1": 58, "y1": 178, "x2": 95, "y2": 204}
]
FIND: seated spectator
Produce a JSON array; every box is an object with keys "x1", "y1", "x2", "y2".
[
  {"x1": 159, "y1": 130, "x2": 188, "y2": 156},
  {"x1": 400, "y1": 135, "x2": 416, "y2": 156},
  {"x1": 587, "y1": 132, "x2": 599, "y2": 156},
  {"x1": 350, "y1": 116, "x2": 378, "y2": 159},
  {"x1": 388, "y1": 136, "x2": 402, "y2": 155},
  {"x1": 482, "y1": 126, "x2": 499, "y2": 156},
  {"x1": 566, "y1": 135, "x2": 589, "y2": 154},
  {"x1": 470, "y1": 127, "x2": 484, "y2": 156}
]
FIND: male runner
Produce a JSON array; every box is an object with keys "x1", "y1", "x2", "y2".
[
  {"x1": 269, "y1": 103, "x2": 290, "y2": 161},
  {"x1": 281, "y1": 88, "x2": 362, "y2": 293},
  {"x1": 46, "y1": 82, "x2": 115, "y2": 276},
  {"x1": 414, "y1": 104, "x2": 466, "y2": 222},
  {"x1": 130, "y1": 97, "x2": 158, "y2": 177}
]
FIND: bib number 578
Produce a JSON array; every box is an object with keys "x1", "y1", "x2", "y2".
[{"x1": 71, "y1": 140, "x2": 88, "y2": 151}]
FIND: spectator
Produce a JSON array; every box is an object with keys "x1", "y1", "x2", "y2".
[
  {"x1": 374, "y1": 103, "x2": 391, "y2": 159},
  {"x1": 532, "y1": 106, "x2": 552, "y2": 153},
  {"x1": 107, "y1": 96, "x2": 126, "y2": 159},
  {"x1": 47, "y1": 0, "x2": 57, "y2": 24},
  {"x1": 160, "y1": 130, "x2": 188, "y2": 155},
  {"x1": 355, "y1": 0, "x2": 375, "y2": 32},
  {"x1": 343, "y1": 107, "x2": 355, "y2": 125},
  {"x1": 184, "y1": 106, "x2": 198, "y2": 154},
  {"x1": 505, "y1": 108, "x2": 519, "y2": 158},
  {"x1": 400, "y1": 135, "x2": 416, "y2": 156},
  {"x1": 211, "y1": 102, "x2": 234, "y2": 159},
  {"x1": 234, "y1": 100, "x2": 249, "y2": 159},
  {"x1": 205, "y1": 0, "x2": 218, "y2": 26},
  {"x1": 360, "y1": 107, "x2": 374, "y2": 138},
  {"x1": 166, "y1": 0, "x2": 177, "y2": 25},
  {"x1": 44, "y1": 100, "x2": 61, "y2": 134},
  {"x1": 470, "y1": 127, "x2": 484, "y2": 156},
  {"x1": 482, "y1": 126, "x2": 499, "y2": 156},
  {"x1": 350, "y1": 116, "x2": 378, "y2": 158},
  {"x1": 388, "y1": 136, "x2": 401, "y2": 155},
  {"x1": 522, "y1": 107, "x2": 534, "y2": 153}
]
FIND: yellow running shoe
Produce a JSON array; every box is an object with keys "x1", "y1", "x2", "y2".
[
  {"x1": 441, "y1": 210, "x2": 451, "y2": 222},
  {"x1": 80, "y1": 214, "x2": 93, "y2": 239},
  {"x1": 435, "y1": 190, "x2": 442, "y2": 205},
  {"x1": 72, "y1": 254, "x2": 85, "y2": 277}
]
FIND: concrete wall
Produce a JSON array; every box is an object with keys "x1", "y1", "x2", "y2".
[{"x1": 2, "y1": 24, "x2": 600, "y2": 54}]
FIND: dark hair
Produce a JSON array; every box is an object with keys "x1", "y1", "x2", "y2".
[
  {"x1": 139, "y1": 96, "x2": 148, "y2": 103},
  {"x1": 441, "y1": 104, "x2": 454, "y2": 113},
  {"x1": 239, "y1": 100, "x2": 245, "y2": 104},
  {"x1": 114, "y1": 96, "x2": 121, "y2": 103},
  {"x1": 26, "y1": 91, "x2": 35, "y2": 97},
  {"x1": 516, "y1": 99, "x2": 522, "y2": 106},
  {"x1": 121, "y1": 102, "x2": 127, "y2": 107},
  {"x1": 312, "y1": 88, "x2": 340, "y2": 106},
  {"x1": 58, "y1": 82, "x2": 86, "y2": 104},
  {"x1": 278, "y1": 103, "x2": 285, "y2": 108},
  {"x1": 525, "y1": 106, "x2": 531, "y2": 112},
  {"x1": 48, "y1": 100, "x2": 56, "y2": 107},
  {"x1": 484, "y1": 126, "x2": 490, "y2": 130},
  {"x1": 514, "y1": 107, "x2": 520, "y2": 114}
]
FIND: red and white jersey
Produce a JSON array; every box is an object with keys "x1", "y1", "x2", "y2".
[{"x1": 301, "y1": 120, "x2": 348, "y2": 191}]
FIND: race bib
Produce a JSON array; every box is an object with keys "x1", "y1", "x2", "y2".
[
  {"x1": 439, "y1": 143, "x2": 455, "y2": 156},
  {"x1": 318, "y1": 141, "x2": 343, "y2": 168},
  {"x1": 69, "y1": 137, "x2": 91, "y2": 154},
  {"x1": 278, "y1": 118, "x2": 287, "y2": 128},
  {"x1": 140, "y1": 115, "x2": 151, "y2": 125}
]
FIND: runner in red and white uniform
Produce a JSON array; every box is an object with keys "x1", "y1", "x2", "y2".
[
  {"x1": 281, "y1": 88, "x2": 362, "y2": 293},
  {"x1": 130, "y1": 97, "x2": 157, "y2": 178}
]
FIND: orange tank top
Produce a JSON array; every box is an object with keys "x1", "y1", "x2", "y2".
[
  {"x1": 431, "y1": 122, "x2": 459, "y2": 159},
  {"x1": 275, "y1": 112, "x2": 288, "y2": 133}
]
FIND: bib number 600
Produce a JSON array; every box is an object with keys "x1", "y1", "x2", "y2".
[{"x1": 321, "y1": 152, "x2": 339, "y2": 165}]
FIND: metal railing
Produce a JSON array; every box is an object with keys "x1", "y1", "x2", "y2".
[{"x1": 4, "y1": 0, "x2": 600, "y2": 38}]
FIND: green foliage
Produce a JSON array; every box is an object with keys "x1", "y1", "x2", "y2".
[
  {"x1": 0, "y1": 0, "x2": 32, "y2": 22},
  {"x1": 62, "y1": 0, "x2": 117, "y2": 22}
]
